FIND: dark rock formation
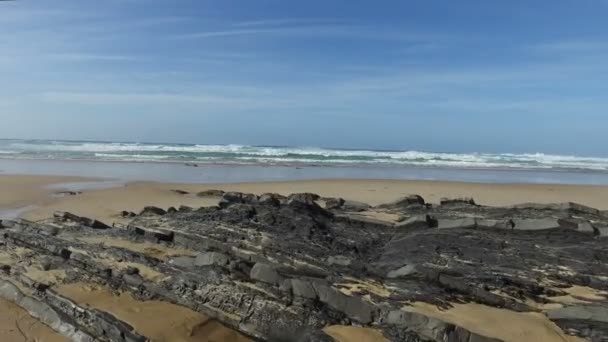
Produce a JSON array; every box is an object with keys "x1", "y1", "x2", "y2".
[{"x1": 1, "y1": 193, "x2": 607, "y2": 341}]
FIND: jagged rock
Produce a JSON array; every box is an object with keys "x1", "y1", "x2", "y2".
[
  {"x1": 312, "y1": 283, "x2": 374, "y2": 324},
  {"x1": 197, "y1": 189, "x2": 225, "y2": 197},
  {"x1": 547, "y1": 305, "x2": 608, "y2": 340},
  {"x1": 219, "y1": 192, "x2": 259, "y2": 207},
  {"x1": 2, "y1": 194, "x2": 608, "y2": 342},
  {"x1": 342, "y1": 200, "x2": 371, "y2": 212},
  {"x1": 395, "y1": 215, "x2": 435, "y2": 229},
  {"x1": 120, "y1": 210, "x2": 137, "y2": 217},
  {"x1": 140, "y1": 206, "x2": 167, "y2": 216},
  {"x1": 380, "y1": 195, "x2": 425, "y2": 208},
  {"x1": 178, "y1": 205, "x2": 193, "y2": 212},
  {"x1": 194, "y1": 252, "x2": 230, "y2": 267},
  {"x1": 250, "y1": 263, "x2": 283, "y2": 285},
  {"x1": 324, "y1": 197, "x2": 345, "y2": 210},
  {"x1": 440, "y1": 197, "x2": 476, "y2": 206},
  {"x1": 258, "y1": 193, "x2": 285, "y2": 206}
]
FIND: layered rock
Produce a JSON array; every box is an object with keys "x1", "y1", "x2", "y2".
[{"x1": 0, "y1": 194, "x2": 607, "y2": 341}]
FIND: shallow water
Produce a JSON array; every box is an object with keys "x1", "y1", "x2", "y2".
[{"x1": 2, "y1": 158, "x2": 608, "y2": 185}]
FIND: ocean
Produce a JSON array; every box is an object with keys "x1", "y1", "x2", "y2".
[
  {"x1": 1, "y1": 139, "x2": 607, "y2": 171},
  {"x1": 1, "y1": 139, "x2": 608, "y2": 185}
]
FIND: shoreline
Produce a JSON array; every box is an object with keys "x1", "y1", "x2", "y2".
[
  {"x1": 3, "y1": 158, "x2": 608, "y2": 186},
  {"x1": 3, "y1": 155, "x2": 608, "y2": 174}
]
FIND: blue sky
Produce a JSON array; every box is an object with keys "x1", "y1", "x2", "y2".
[{"x1": 1, "y1": 0, "x2": 607, "y2": 155}]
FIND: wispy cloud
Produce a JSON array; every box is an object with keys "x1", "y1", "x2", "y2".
[
  {"x1": 175, "y1": 23, "x2": 440, "y2": 42},
  {"x1": 47, "y1": 53, "x2": 136, "y2": 62}
]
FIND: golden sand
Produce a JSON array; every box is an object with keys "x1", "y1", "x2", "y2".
[
  {"x1": 56, "y1": 283, "x2": 251, "y2": 342},
  {"x1": 2, "y1": 176, "x2": 605, "y2": 225},
  {"x1": 0, "y1": 297, "x2": 69, "y2": 342},
  {"x1": 324, "y1": 325, "x2": 390, "y2": 342}
]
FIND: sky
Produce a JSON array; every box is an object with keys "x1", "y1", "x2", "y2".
[{"x1": 0, "y1": 0, "x2": 607, "y2": 155}]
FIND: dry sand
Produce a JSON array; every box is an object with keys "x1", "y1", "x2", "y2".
[
  {"x1": 0, "y1": 175, "x2": 606, "y2": 224},
  {"x1": 55, "y1": 283, "x2": 251, "y2": 342},
  {"x1": 0, "y1": 297, "x2": 69, "y2": 342},
  {"x1": 324, "y1": 325, "x2": 390, "y2": 342}
]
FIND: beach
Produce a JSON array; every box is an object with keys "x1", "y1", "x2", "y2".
[
  {"x1": 1, "y1": 174, "x2": 607, "y2": 224},
  {"x1": 1, "y1": 166, "x2": 608, "y2": 342}
]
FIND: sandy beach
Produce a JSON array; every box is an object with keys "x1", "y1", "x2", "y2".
[
  {"x1": 2, "y1": 174, "x2": 608, "y2": 342},
  {"x1": 0, "y1": 174, "x2": 606, "y2": 224}
]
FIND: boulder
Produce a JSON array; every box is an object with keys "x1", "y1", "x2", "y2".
[
  {"x1": 290, "y1": 279, "x2": 317, "y2": 299},
  {"x1": 324, "y1": 197, "x2": 345, "y2": 210},
  {"x1": 380, "y1": 195, "x2": 425, "y2": 208},
  {"x1": 312, "y1": 283, "x2": 373, "y2": 324},
  {"x1": 577, "y1": 222, "x2": 598, "y2": 235},
  {"x1": 250, "y1": 263, "x2": 283, "y2": 285},
  {"x1": 139, "y1": 206, "x2": 167, "y2": 216},
  {"x1": 197, "y1": 189, "x2": 225, "y2": 197},
  {"x1": 194, "y1": 252, "x2": 230, "y2": 267},
  {"x1": 258, "y1": 193, "x2": 285, "y2": 206},
  {"x1": 342, "y1": 200, "x2": 371, "y2": 212},
  {"x1": 170, "y1": 256, "x2": 196, "y2": 268}
]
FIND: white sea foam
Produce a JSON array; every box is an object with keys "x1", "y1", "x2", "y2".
[{"x1": 1, "y1": 140, "x2": 607, "y2": 171}]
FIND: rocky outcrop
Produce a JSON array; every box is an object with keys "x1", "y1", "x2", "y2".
[{"x1": 1, "y1": 193, "x2": 607, "y2": 341}]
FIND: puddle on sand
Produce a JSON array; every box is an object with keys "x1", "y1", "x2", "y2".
[{"x1": 55, "y1": 283, "x2": 251, "y2": 342}]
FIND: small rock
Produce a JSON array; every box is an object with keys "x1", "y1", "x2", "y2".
[
  {"x1": 167, "y1": 207, "x2": 177, "y2": 214},
  {"x1": 170, "y1": 189, "x2": 189, "y2": 195}
]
